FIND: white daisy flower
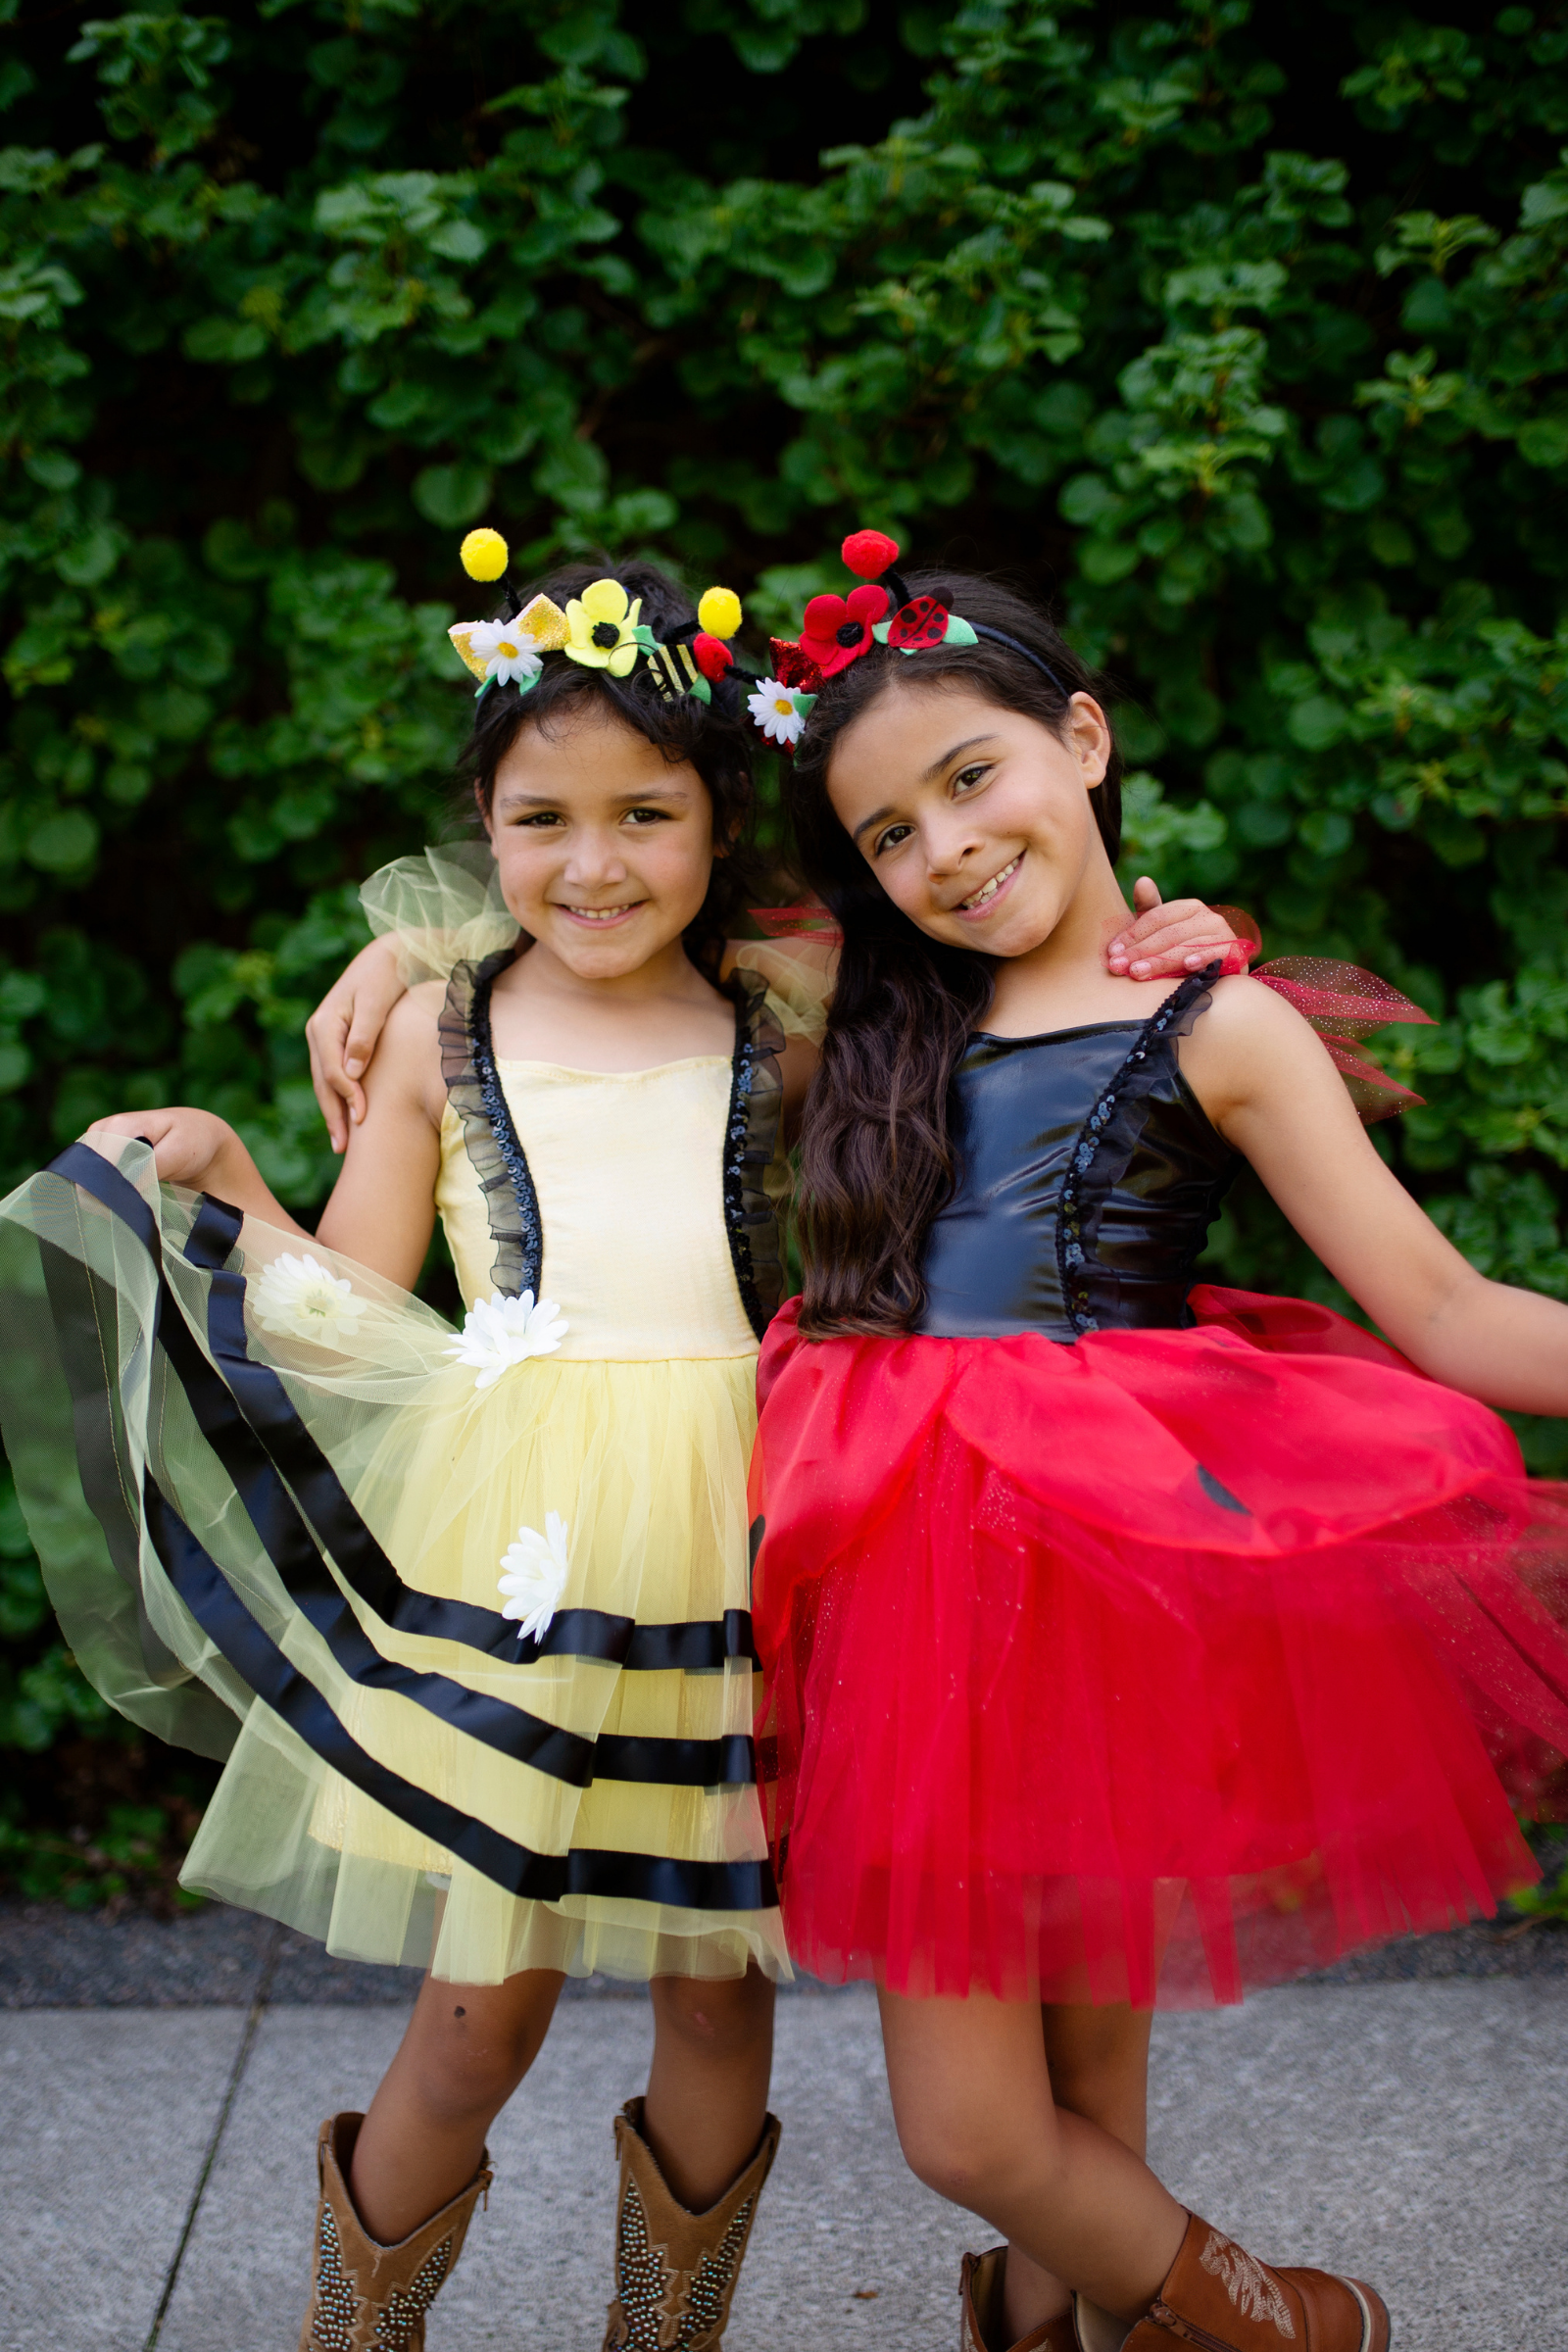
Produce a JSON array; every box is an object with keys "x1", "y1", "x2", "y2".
[
  {"x1": 446, "y1": 1289, "x2": 568, "y2": 1390},
  {"x1": 747, "y1": 678, "x2": 810, "y2": 748},
  {"x1": 467, "y1": 617, "x2": 544, "y2": 689},
  {"x1": 251, "y1": 1250, "x2": 365, "y2": 1345},
  {"x1": 498, "y1": 1511, "x2": 571, "y2": 1643}
]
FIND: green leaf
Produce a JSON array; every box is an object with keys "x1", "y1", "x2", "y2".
[
  {"x1": 25, "y1": 810, "x2": 99, "y2": 873},
  {"x1": 412, "y1": 463, "x2": 494, "y2": 527}
]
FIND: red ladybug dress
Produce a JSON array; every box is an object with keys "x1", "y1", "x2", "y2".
[{"x1": 749, "y1": 970, "x2": 1568, "y2": 2007}]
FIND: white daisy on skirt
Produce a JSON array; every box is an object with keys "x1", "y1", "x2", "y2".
[
  {"x1": 747, "y1": 678, "x2": 811, "y2": 748},
  {"x1": 499, "y1": 1512, "x2": 571, "y2": 1644},
  {"x1": 446, "y1": 1290, "x2": 568, "y2": 1390},
  {"x1": 251, "y1": 1250, "x2": 365, "y2": 1344},
  {"x1": 466, "y1": 617, "x2": 543, "y2": 689}
]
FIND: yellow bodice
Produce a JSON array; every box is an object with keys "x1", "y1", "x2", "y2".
[{"x1": 436, "y1": 1054, "x2": 760, "y2": 1361}]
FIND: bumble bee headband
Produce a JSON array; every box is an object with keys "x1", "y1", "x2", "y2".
[
  {"x1": 744, "y1": 529, "x2": 1071, "y2": 752},
  {"x1": 446, "y1": 527, "x2": 748, "y2": 712}
]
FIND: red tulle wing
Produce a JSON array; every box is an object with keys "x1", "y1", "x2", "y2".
[
  {"x1": 749, "y1": 904, "x2": 845, "y2": 942},
  {"x1": 1253, "y1": 957, "x2": 1433, "y2": 1122},
  {"x1": 1210, "y1": 905, "x2": 1262, "y2": 956}
]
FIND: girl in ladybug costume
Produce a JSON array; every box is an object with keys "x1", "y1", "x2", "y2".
[{"x1": 745, "y1": 535, "x2": 1568, "y2": 2352}]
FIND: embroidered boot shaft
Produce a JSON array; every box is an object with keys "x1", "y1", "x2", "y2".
[
  {"x1": 1121, "y1": 2214, "x2": 1390, "y2": 2352},
  {"x1": 960, "y1": 2247, "x2": 1078, "y2": 2352},
  {"x1": 298, "y1": 2113, "x2": 492, "y2": 2352},
  {"x1": 601, "y1": 2096, "x2": 782, "y2": 2352}
]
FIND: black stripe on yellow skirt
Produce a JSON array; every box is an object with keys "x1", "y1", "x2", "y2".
[
  {"x1": 43, "y1": 1150, "x2": 758, "y2": 1794},
  {"x1": 144, "y1": 1472, "x2": 777, "y2": 1911}
]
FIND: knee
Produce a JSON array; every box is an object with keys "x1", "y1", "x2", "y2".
[
  {"x1": 893, "y1": 2098, "x2": 1044, "y2": 2212},
  {"x1": 652, "y1": 1968, "x2": 773, "y2": 2064},
  {"x1": 409, "y1": 1999, "x2": 546, "y2": 2122},
  {"x1": 888, "y1": 2088, "x2": 1062, "y2": 2211}
]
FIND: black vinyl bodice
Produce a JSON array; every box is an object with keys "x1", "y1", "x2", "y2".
[{"x1": 914, "y1": 970, "x2": 1238, "y2": 1342}]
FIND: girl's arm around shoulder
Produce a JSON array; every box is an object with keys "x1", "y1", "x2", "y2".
[
  {"x1": 313, "y1": 981, "x2": 446, "y2": 1290},
  {"x1": 1179, "y1": 974, "x2": 1568, "y2": 1416}
]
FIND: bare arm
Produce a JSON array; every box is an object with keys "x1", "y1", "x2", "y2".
[
  {"x1": 79, "y1": 1105, "x2": 314, "y2": 1237},
  {"x1": 83, "y1": 983, "x2": 446, "y2": 1294},
  {"x1": 1182, "y1": 979, "x2": 1568, "y2": 1415}
]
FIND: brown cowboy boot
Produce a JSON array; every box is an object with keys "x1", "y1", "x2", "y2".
[
  {"x1": 601, "y1": 2095, "x2": 782, "y2": 2352},
  {"x1": 960, "y1": 2246, "x2": 1078, "y2": 2352},
  {"x1": 1121, "y1": 2212, "x2": 1391, "y2": 2352},
  {"x1": 297, "y1": 2112, "x2": 492, "y2": 2352}
]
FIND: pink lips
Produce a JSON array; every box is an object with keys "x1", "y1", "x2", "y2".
[{"x1": 953, "y1": 855, "x2": 1022, "y2": 923}]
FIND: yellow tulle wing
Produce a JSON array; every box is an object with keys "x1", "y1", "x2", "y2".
[{"x1": 360, "y1": 842, "x2": 519, "y2": 985}]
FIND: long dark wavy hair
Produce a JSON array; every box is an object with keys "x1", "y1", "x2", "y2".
[
  {"x1": 453, "y1": 559, "x2": 764, "y2": 985},
  {"x1": 785, "y1": 569, "x2": 1124, "y2": 1337}
]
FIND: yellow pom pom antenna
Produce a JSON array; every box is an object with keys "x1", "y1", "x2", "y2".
[
  {"x1": 697, "y1": 585, "x2": 742, "y2": 639},
  {"x1": 461, "y1": 527, "x2": 510, "y2": 582}
]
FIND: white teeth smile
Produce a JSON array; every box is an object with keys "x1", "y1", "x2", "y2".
[
  {"x1": 960, "y1": 858, "x2": 1018, "y2": 911},
  {"x1": 565, "y1": 906, "x2": 634, "y2": 921}
]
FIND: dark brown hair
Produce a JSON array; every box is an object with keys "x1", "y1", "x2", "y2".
[
  {"x1": 784, "y1": 569, "x2": 1123, "y2": 1337},
  {"x1": 453, "y1": 559, "x2": 763, "y2": 985}
]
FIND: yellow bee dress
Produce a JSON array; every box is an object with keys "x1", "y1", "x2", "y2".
[{"x1": 0, "y1": 856, "x2": 826, "y2": 1986}]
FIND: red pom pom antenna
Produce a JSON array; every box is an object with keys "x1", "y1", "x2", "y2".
[
  {"x1": 842, "y1": 528, "x2": 900, "y2": 578},
  {"x1": 692, "y1": 633, "x2": 734, "y2": 682}
]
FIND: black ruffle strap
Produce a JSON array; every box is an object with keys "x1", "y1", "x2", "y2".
[
  {"x1": 1055, "y1": 966, "x2": 1220, "y2": 1338},
  {"x1": 439, "y1": 949, "x2": 542, "y2": 1300}
]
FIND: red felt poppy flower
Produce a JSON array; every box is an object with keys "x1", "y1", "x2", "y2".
[
  {"x1": 842, "y1": 529, "x2": 901, "y2": 578},
  {"x1": 770, "y1": 640, "x2": 824, "y2": 693},
  {"x1": 692, "y1": 632, "x2": 733, "y2": 682},
  {"x1": 886, "y1": 596, "x2": 952, "y2": 652},
  {"x1": 799, "y1": 584, "x2": 889, "y2": 677}
]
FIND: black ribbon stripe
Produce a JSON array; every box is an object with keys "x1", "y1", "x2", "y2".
[
  {"x1": 52, "y1": 1145, "x2": 756, "y2": 1671},
  {"x1": 143, "y1": 1474, "x2": 776, "y2": 1911},
  {"x1": 46, "y1": 1148, "x2": 758, "y2": 1794}
]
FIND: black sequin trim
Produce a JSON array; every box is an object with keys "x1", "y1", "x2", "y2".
[
  {"x1": 721, "y1": 977, "x2": 787, "y2": 1342},
  {"x1": 1055, "y1": 967, "x2": 1220, "y2": 1338},
  {"x1": 439, "y1": 950, "x2": 542, "y2": 1300}
]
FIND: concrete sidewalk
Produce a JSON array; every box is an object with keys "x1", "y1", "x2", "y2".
[{"x1": 2, "y1": 1979, "x2": 1564, "y2": 2352}]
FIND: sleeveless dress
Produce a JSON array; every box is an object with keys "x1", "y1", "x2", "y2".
[
  {"x1": 0, "y1": 898, "x2": 823, "y2": 1987},
  {"x1": 750, "y1": 971, "x2": 1568, "y2": 2008}
]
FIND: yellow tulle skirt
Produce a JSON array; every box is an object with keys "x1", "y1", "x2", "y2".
[{"x1": 0, "y1": 1144, "x2": 789, "y2": 1986}]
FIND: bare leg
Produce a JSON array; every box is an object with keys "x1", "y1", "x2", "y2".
[
  {"x1": 351, "y1": 1967, "x2": 564, "y2": 2242},
  {"x1": 644, "y1": 1964, "x2": 776, "y2": 2207},
  {"x1": 1001, "y1": 2005, "x2": 1155, "y2": 2339},
  {"x1": 878, "y1": 1986, "x2": 1183, "y2": 2326}
]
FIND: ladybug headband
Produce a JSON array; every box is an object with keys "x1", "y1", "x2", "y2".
[
  {"x1": 745, "y1": 530, "x2": 1072, "y2": 752},
  {"x1": 446, "y1": 528, "x2": 749, "y2": 715}
]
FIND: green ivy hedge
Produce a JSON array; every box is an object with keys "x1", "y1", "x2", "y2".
[{"x1": 6, "y1": 0, "x2": 1568, "y2": 1886}]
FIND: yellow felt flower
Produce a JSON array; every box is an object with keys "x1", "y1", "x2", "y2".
[{"x1": 564, "y1": 577, "x2": 643, "y2": 676}]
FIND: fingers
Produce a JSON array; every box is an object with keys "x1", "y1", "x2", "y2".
[
  {"x1": 80, "y1": 1108, "x2": 171, "y2": 1157},
  {"x1": 306, "y1": 1008, "x2": 361, "y2": 1153},
  {"x1": 306, "y1": 948, "x2": 404, "y2": 1152},
  {"x1": 1106, "y1": 894, "x2": 1248, "y2": 981},
  {"x1": 80, "y1": 1107, "x2": 201, "y2": 1185},
  {"x1": 1107, "y1": 878, "x2": 1164, "y2": 970}
]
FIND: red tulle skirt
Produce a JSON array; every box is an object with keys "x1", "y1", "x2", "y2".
[{"x1": 749, "y1": 1287, "x2": 1568, "y2": 2008}]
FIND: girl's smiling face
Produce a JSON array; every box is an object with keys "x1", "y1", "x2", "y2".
[
  {"x1": 824, "y1": 679, "x2": 1116, "y2": 960},
  {"x1": 483, "y1": 705, "x2": 716, "y2": 980}
]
